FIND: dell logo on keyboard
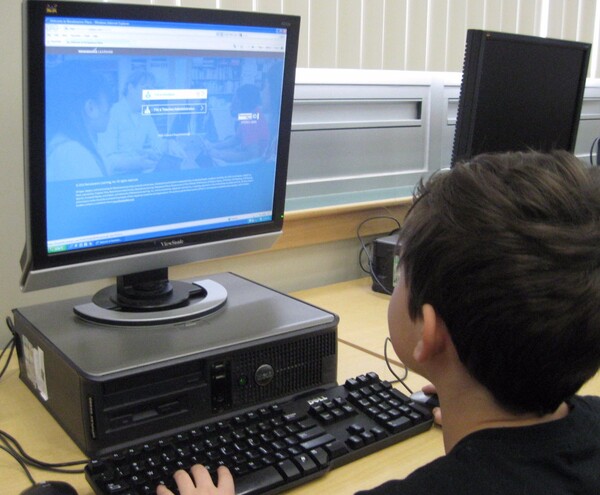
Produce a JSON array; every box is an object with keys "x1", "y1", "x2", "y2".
[{"x1": 307, "y1": 396, "x2": 328, "y2": 406}]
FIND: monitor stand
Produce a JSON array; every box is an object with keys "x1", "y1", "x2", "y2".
[{"x1": 74, "y1": 268, "x2": 228, "y2": 326}]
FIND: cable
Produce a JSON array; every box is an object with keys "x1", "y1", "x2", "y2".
[
  {"x1": 0, "y1": 445, "x2": 37, "y2": 486},
  {"x1": 356, "y1": 216, "x2": 402, "y2": 295},
  {"x1": 0, "y1": 318, "x2": 17, "y2": 381},
  {"x1": 383, "y1": 337, "x2": 413, "y2": 395},
  {"x1": 0, "y1": 430, "x2": 87, "y2": 474},
  {"x1": 590, "y1": 137, "x2": 599, "y2": 166},
  {"x1": 0, "y1": 339, "x2": 15, "y2": 381}
]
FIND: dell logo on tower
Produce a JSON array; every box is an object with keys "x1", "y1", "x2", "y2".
[{"x1": 254, "y1": 364, "x2": 274, "y2": 386}]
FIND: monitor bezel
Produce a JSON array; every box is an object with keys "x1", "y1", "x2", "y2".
[{"x1": 21, "y1": 0, "x2": 300, "y2": 292}]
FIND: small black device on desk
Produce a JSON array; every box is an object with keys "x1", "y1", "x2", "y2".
[
  {"x1": 370, "y1": 233, "x2": 400, "y2": 294},
  {"x1": 86, "y1": 372, "x2": 433, "y2": 495},
  {"x1": 20, "y1": 481, "x2": 78, "y2": 495}
]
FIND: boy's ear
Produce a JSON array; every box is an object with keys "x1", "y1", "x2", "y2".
[{"x1": 413, "y1": 303, "x2": 449, "y2": 363}]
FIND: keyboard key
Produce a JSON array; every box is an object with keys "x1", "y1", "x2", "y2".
[
  {"x1": 346, "y1": 435, "x2": 363, "y2": 450},
  {"x1": 300, "y1": 432, "x2": 336, "y2": 451},
  {"x1": 344, "y1": 377, "x2": 360, "y2": 390},
  {"x1": 308, "y1": 447, "x2": 329, "y2": 468},
  {"x1": 105, "y1": 481, "x2": 129, "y2": 493},
  {"x1": 292, "y1": 453, "x2": 318, "y2": 475},
  {"x1": 366, "y1": 371, "x2": 380, "y2": 382},
  {"x1": 371, "y1": 425, "x2": 388, "y2": 440},
  {"x1": 323, "y1": 439, "x2": 348, "y2": 459},
  {"x1": 297, "y1": 426, "x2": 325, "y2": 442},
  {"x1": 276, "y1": 459, "x2": 301, "y2": 481},
  {"x1": 386, "y1": 416, "x2": 412, "y2": 433},
  {"x1": 347, "y1": 424, "x2": 364, "y2": 435},
  {"x1": 360, "y1": 431, "x2": 376, "y2": 445},
  {"x1": 356, "y1": 374, "x2": 370, "y2": 386},
  {"x1": 235, "y1": 465, "x2": 285, "y2": 495},
  {"x1": 297, "y1": 418, "x2": 318, "y2": 430}
]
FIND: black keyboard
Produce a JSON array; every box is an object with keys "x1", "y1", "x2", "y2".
[{"x1": 85, "y1": 372, "x2": 433, "y2": 495}]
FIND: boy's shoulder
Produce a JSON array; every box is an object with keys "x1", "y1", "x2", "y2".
[
  {"x1": 357, "y1": 395, "x2": 600, "y2": 495},
  {"x1": 572, "y1": 394, "x2": 600, "y2": 409}
]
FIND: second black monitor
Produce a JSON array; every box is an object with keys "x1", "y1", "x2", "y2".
[{"x1": 452, "y1": 29, "x2": 591, "y2": 165}]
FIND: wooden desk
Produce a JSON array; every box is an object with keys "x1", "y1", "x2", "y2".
[{"x1": 294, "y1": 278, "x2": 393, "y2": 357}]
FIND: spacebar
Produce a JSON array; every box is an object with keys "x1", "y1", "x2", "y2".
[{"x1": 236, "y1": 466, "x2": 285, "y2": 495}]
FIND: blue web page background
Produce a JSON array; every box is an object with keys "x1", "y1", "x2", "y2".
[{"x1": 46, "y1": 165, "x2": 276, "y2": 249}]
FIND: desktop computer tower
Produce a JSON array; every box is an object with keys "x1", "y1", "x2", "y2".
[{"x1": 12, "y1": 272, "x2": 338, "y2": 457}]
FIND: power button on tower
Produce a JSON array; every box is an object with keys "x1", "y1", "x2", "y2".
[{"x1": 254, "y1": 364, "x2": 274, "y2": 386}]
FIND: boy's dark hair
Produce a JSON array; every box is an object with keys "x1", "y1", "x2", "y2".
[{"x1": 399, "y1": 150, "x2": 600, "y2": 415}]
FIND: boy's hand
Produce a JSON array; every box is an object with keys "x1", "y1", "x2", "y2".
[
  {"x1": 421, "y1": 383, "x2": 442, "y2": 426},
  {"x1": 156, "y1": 465, "x2": 235, "y2": 495}
]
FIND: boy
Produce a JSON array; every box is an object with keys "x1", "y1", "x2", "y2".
[{"x1": 157, "y1": 150, "x2": 600, "y2": 495}]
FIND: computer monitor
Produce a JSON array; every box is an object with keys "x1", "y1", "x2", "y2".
[
  {"x1": 452, "y1": 29, "x2": 590, "y2": 165},
  {"x1": 20, "y1": 0, "x2": 300, "y2": 325}
]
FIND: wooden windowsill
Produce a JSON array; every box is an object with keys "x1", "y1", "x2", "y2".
[{"x1": 273, "y1": 197, "x2": 413, "y2": 251}]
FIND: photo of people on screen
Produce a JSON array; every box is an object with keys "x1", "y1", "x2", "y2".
[
  {"x1": 189, "y1": 62, "x2": 283, "y2": 168},
  {"x1": 45, "y1": 56, "x2": 285, "y2": 180},
  {"x1": 201, "y1": 83, "x2": 269, "y2": 165},
  {"x1": 168, "y1": 84, "x2": 219, "y2": 169},
  {"x1": 98, "y1": 70, "x2": 186, "y2": 175},
  {"x1": 45, "y1": 62, "x2": 111, "y2": 181}
]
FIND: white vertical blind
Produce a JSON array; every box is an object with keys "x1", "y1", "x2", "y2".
[
  {"x1": 150, "y1": 0, "x2": 600, "y2": 76},
  {"x1": 337, "y1": 0, "x2": 361, "y2": 68},
  {"x1": 382, "y1": 0, "x2": 408, "y2": 69}
]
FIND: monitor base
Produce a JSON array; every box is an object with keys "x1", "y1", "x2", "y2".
[{"x1": 74, "y1": 278, "x2": 228, "y2": 326}]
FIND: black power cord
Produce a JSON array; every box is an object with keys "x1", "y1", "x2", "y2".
[
  {"x1": 383, "y1": 337, "x2": 413, "y2": 395},
  {"x1": 590, "y1": 137, "x2": 600, "y2": 166},
  {"x1": 1, "y1": 317, "x2": 17, "y2": 381},
  {"x1": 0, "y1": 430, "x2": 87, "y2": 475},
  {"x1": 1, "y1": 445, "x2": 36, "y2": 486}
]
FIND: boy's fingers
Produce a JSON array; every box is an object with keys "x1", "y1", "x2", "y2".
[
  {"x1": 173, "y1": 469, "x2": 198, "y2": 491},
  {"x1": 190, "y1": 464, "x2": 218, "y2": 489},
  {"x1": 432, "y1": 406, "x2": 443, "y2": 426},
  {"x1": 216, "y1": 466, "x2": 235, "y2": 492},
  {"x1": 422, "y1": 383, "x2": 437, "y2": 395}
]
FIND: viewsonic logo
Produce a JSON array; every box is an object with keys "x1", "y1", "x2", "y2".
[
  {"x1": 160, "y1": 239, "x2": 185, "y2": 248},
  {"x1": 46, "y1": 4, "x2": 58, "y2": 14}
]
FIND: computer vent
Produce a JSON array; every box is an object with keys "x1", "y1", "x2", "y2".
[{"x1": 231, "y1": 330, "x2": 336, "y2": 406}]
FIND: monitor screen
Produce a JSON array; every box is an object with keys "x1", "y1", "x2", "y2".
[
  {"x1": 20, "y1": 0, "x2": 300, "y2": 324},
  {"x1": 452, "y1": 30, "x2": 590, "y2": 165}
]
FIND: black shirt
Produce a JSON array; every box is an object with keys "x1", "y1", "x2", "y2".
[{"x1": 357, "y1": 396, "x2": 600, "y2": 494}]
